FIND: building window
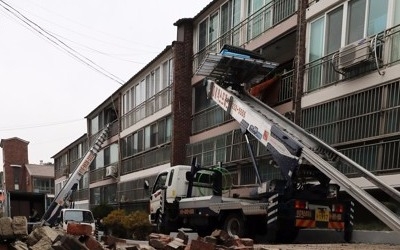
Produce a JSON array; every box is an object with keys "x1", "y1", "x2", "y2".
[
  {"x1": 199, "y1": 19, "x2": 208, "y2": 51},
  {"x1": 327, "y1": 6, "x2": 343, "y2": 54},
  {"x1": 13, "y1": 166, "x2": 20, "y2": 190},
  {"x1": 33, "y1": 178, "x2": 54, "y2": 193},
  {"x1": 347, "y1": 0, "x2": 388, "y2": 42},
  {"x1": 121, "y1": 116, "x2": 172, "y2": 159},
  {"x1": 90, "y1": 184, "x2": 117, "y2": 205},
  {"x1": 309, "y1": 0, "x2": 390, "y2": 58}
]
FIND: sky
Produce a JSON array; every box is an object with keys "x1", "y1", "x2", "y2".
[{"x1": 0, "y1": 0, "x2": 212, "y2": 168}]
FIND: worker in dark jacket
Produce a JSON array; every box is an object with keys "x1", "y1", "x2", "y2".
[{"x1": 29, "y1": 208, "x2": 39, "y2": 222}]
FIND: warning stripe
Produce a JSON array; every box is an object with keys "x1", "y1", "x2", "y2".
[
  {"x1": 328, "y1": 221, "x2": 345, "y2": 229},
  {"x1": 295, "y1": 219, "x2": 316, "y2": 228}
]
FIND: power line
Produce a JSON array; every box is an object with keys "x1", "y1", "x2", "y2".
[
  {"x1": 0, "y1": 118, "x2": 84, "y2": 132},
  {"x1": 0, "y1": 0, "x2": 125, "y2": 85}
]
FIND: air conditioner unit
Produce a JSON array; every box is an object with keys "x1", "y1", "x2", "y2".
[
  {"x1": 338, "y1": 38, "x2": 372, "y2": 70},
  {"x1": 105, "y1": 165, "x2": 117, "y2": 177}
]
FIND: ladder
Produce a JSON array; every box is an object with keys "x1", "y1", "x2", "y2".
[
  {"x1": 40, "y1": 124, "x2": 110, "y2": 226},
  {"x1": 196, "y1": 48, "x2": 400, "y2": 231}
]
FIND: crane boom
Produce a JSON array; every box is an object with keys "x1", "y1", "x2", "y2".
[
  {"x1": 40, "y1": 124, "x2": 110, "y2": 226},
  {"x1": 197, "y1": 46, "x2": 400, "y2": 232}
]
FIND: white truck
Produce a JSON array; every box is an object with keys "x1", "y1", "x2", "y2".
[
  {"x1": 146, "y1": 45, "x2": 400, "y2": 243},
  {"x1": 39, "y1": 124, "x2": 110, "y2": 232},
  {"x1": 57, "y1": 208, "x2": 96, "y2": 234}
]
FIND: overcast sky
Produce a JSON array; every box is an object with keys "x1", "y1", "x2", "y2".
[{"x1": 0, "y1": 0, "x2": 211, "y2": 168}]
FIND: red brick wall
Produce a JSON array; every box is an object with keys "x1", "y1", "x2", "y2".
[
  {"x1": 171, "y1": 19, "x2": 194, "y2": 166},
  {"x1": 1, "y1": 138, "x2": 29, "y2": 192}
]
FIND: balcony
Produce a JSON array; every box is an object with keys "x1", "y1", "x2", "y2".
[
  {"x1": 193, "y1": 0, "x2": 298, "y2": 72},
  {"x1": 304, "y1": 25, "x2": 400, "y2": 93},
  {"x1": 121, "y1": 86, "x2": 172, "y2": 130}
]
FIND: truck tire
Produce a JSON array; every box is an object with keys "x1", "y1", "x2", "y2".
[{"x1": 223, "y1": 213, "x2": 246, "y2": 237}]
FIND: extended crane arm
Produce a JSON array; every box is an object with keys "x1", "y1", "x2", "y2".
[
  {"x1": 197, "y1": 45, "x2": 400, "y2": 231},
  {"x1": 206, "y1": 80, "x2": 301, "y2": 183},
  {"x1": 40, "y1": 124, "x2": 110, "y2": 226}
]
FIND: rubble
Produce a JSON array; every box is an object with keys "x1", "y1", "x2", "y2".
[
  {"x1": 148, "y1": 229, "x2": 254, "y2": 250},
  {"x1": 1, "y1": 217, "x2": 253, "y2": 250},
  {"x1": 0, "y1": 217, "x2": 107, "y2": 250}
]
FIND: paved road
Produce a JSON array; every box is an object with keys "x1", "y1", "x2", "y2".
[{"x1": 253, "y1": 243, "x2": 400, "y2": 250}]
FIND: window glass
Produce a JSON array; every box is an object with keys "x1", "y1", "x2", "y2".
[
  {"x1": 367, "y1": 0, "x2": 388, "y2": 36},
  {"x1": 199, "y1": 20, "x2": 207, "y2": 50},
  {"x1": 395, "y1": 0, "x2": 400, "y2": 25},
  {"x1": 110, "y1": 143, "x2": 118, "y2": 163},
  {"x1": 151, "y1": 123, "x2": 158, "y2": 148},
  {"x1": 309, "y1": 17, "x2": 325, "y2": 61},
  {"x1": 326, "y1": 7, "x2": 343, "y2": 54},
  {"x1": 130, "y1": 86, "x2": 135, "y2": 109},
  {"x1": 162, "y1": 61, "x2": 168, "y2": 90},
  {"x1": 152, "y1": 172, "x2": 168, "y2": 193},
  {"x1": 158, "y1": 118, "x2": 166, "y2": 144},
  {"x1": 145, "y1": 75, "x2": 151, "y2": 99},
  {"x1": 221, "y1": 2, "x2": 231, "y2": 37},
  {"x1": 145, "y1": 126, "x2": 151, "y2": 150},
  {"x1": 194, "y1": 84, "x2": 213, "y2": 113},
  {"x1": 133, "y1": 132, "x2": 138, "y2": 154},
  {"x1": 137, "y1": 129, "x2": 144, "y2": 152},
  {"x1": 209, "y1": 12, "x2": 219, "y2": 43},
  {"x1": 347, "y1": 0, "x2": 366, "y2": 44},
  {"x1": 95, "y1": 150, "x2": 104, "y2": 169},
  {"x1": 166, "y1": 116, "x2": 172, "y2": 142},
  {"x1": 122, "y1": 93, "x2": 128, "y2": 115},
  {"x1": 104, "y1": 147, "x2": 110, "y2": 165},
  {"x1": 155, "y1": 67, "x2": 160, "y2": 93},
  {"x1": 169, "y1": 59, "x2": 173, "y2": 86},
  {"x1": 91, "y1": 116, "x2": 99, "y2": 134}
]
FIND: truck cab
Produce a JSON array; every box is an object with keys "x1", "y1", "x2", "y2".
[
  {"x1": 58, "y1": 208, "x2": 96, "y2": 234},
  {"x1": 149, "y1": 165, "x2": 191, "y2": 224}
]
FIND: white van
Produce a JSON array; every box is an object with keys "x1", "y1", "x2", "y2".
[{"x1": 58, "y1": 208, "x2": 96, "y2": 234}]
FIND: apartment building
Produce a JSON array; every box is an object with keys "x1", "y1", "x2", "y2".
[
  {"x1": 53, "y1": 42, "x2": 189, "y2": 211},
  {"x1": 53, "y1": 0, "x2": 400, "y2": 214}
]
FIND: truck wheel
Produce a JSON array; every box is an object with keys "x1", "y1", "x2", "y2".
[{"x1": 223, "y1": 213, "x2": 246, "y2": 237}]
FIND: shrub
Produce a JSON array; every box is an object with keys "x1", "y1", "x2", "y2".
[
  {"x1": 102, "y1": 209, "x2": 128, "y2": 238},
  {"x1": 102, "y1": 209, "x2": 152, "y2": 240},
  {"x1": 123, "y1": 210, "x2": 152, "y2": 240}
]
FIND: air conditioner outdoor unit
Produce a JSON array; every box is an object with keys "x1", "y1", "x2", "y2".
[
  {"x1": 105, "y1": 165, "x2": 117, "y2": 177},
  {"x1": 338, "y1": 38, "x2": 372, "y2": 70}
]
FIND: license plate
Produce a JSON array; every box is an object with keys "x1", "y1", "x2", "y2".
[{"x1": 315, "y1": 208, "x2": 329, "y2": 222}]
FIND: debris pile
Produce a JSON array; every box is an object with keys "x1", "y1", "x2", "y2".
[
  {"x1": 0, "y1": 216, "x2": 105, "y2": 250},
  {"x1": 148, "y1": 229, "x2": 254, "y2": 250}
]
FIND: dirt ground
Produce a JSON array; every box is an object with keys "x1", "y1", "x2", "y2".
[{"x1": 254, "y1": 243, "x2": 400, "y2": 250}]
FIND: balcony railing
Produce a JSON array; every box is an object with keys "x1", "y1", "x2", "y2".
[
  {"x1": 121, "y1": 86, "x2": 172, "y2": 130},
  {"x1": 72, "y1": 188, "x2": 89, "y2": 201},
  {"x1": 120, "y1": 144, "x2": 171, "y2": 175},
  {"x1": 304, "y1": 25, "x2": 400, "y2": 93},
  {"x1": 90, "y1": 162, "x2": 119, "y2": 183},
  {"x1": 278, "y1": 69, "x2": 294, "y2": 103},
  {"x1": 193, "y1": 0, "x2": 297, "y2": 71},
  {"x1": 192, "y1": 105, "x2": 233, "y2": 134}
]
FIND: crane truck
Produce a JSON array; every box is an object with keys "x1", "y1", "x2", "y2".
[
  {"x1": 147, "y1": 45, "x2": 400, "y2": 243},
  {"x1": 36, "y1": 124, "x2": 110, "y2": 233}
]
